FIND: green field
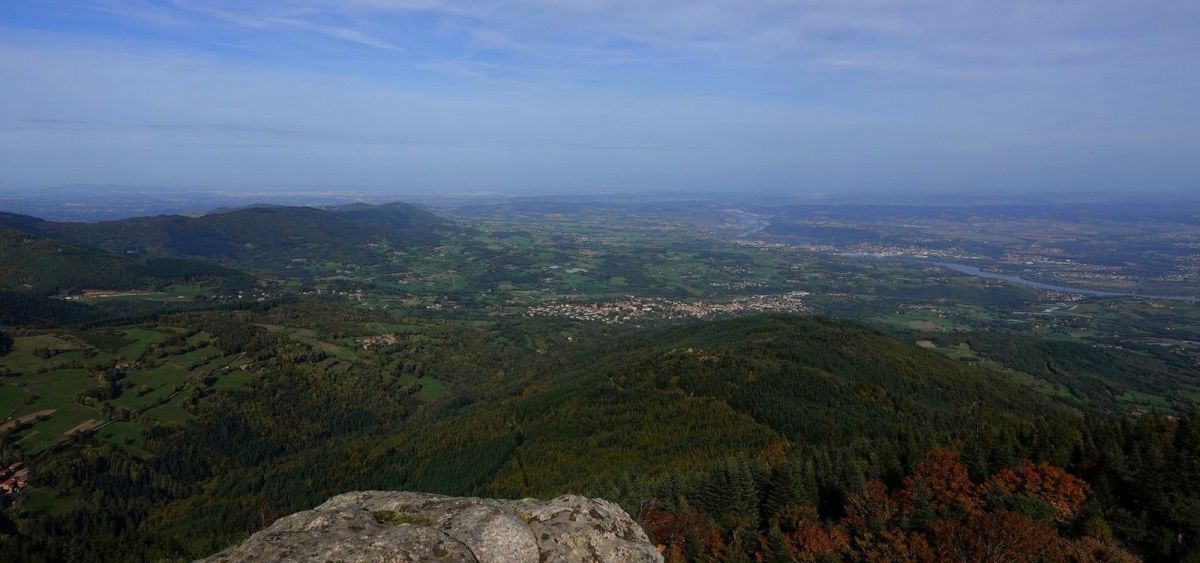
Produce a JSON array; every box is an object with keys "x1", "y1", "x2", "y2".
[
  {"x1": 97, "y1": 421, "x2": 145, "y2": 450},
  {"x1": 116, "y1": 328, "x2": 173, "y2": 361},
  {"x1": 140, "y1": 392, "x2": 193, "y2": 423},
  {"x1": 4, "y1": 198, "x2": 1200, "y2": 563},
  {"x1": 397, "y1": 375, "x2": 450, "y2": 402},
  {"x1": 0, "y1": 323, "x2": 259, "y2": 456},
  {"x1": 211, "y1": 369, "x2": 254, "y2": 390}
]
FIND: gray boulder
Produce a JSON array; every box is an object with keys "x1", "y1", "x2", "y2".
[{"x1": 197, "y1": 491, "x2": 663, "y2": 563}]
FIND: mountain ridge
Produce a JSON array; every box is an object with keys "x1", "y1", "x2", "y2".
[{"x1": 0, "y1": 201, "x2": 454, "y2": 267}]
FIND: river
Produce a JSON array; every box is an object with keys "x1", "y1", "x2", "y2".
[{"x1": 922, "y1": 261, "x2": 1199, "y2": 303}]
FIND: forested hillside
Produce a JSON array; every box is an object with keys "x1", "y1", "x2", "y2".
[
  {"x1": 2, "y1": 201, "x2": 1199, "y2": 562},
  {"x1": 6, "y1": 0, "x2": 1199, "y2": 559},
  {"x1": 0, "y1": 227, "x2": 255, "y2": 328},
  {"x1": 0, "y1": 202, "x2": 454, "y2": 270},
  {"x1": 4, "y1": 310, "x2": 1197, "y2": 561}
]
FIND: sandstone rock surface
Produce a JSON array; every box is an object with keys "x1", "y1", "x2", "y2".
[{"x1": 197, "y1": 491, "x2": 663, "y2": 563}]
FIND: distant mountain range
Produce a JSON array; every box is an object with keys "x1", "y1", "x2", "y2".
[
  {"x1": 0, "y1": 201, "x2": 456, "y2": 315},
  {"x1": 0, "y1": 226, "x2": 250, "y2": 293},
  {"x1": 0, "y1": 201, "x2": 455, "y2": 268}
]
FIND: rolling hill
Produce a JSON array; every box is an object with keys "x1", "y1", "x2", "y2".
[
  {"x1": 138, "y1": 315, "x2": 1081, "y2": 544},
  {"x1": 0, "y1": 227, "x2": 256, "y2": 324},
  {"x1": 0, "y1": 227, "x2": 252, "y2": 295},
  {"x1": 0, "y1": 202, "x2": 454, "y2": 268},
  {"x1": 4, "y1": 308, "x2": 1186, "y2": 561}
]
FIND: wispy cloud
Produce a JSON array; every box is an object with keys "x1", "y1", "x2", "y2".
[
  {"x1": 0, "y1": 1, "x2": 1197, "y2": 192},
  {"x1": 167, "y1": 1, "x2": 405, "y2": 52},
  {"x1": 83, "y1": 0, "x2": 191, "y2": 27},
  {"x1": 61, "y1": 0, "x2": 1200, "y2": 82}
]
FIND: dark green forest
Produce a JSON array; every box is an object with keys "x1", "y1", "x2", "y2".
[
  {"x1": 3, "y1": 310, "x2": 1198, "y2": 562},
  {"x1": 0, "y1": 203, "x2": 455, "y2": 272},
  {"x1": 3, "y1": 201, "x2": 1200, "y2": 562}
]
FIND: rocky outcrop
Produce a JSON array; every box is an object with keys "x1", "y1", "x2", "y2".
[{"x1": 197, "y1": 491, "x2": 663, "y2": 563}]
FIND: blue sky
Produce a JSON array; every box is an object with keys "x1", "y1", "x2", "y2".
[{"x1": 1, "y1": 1, "x2": 1197, "y2": 195}]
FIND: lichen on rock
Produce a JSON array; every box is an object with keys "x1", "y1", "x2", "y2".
[{"x1": 196, "y1": 491, "x2": 663, "y2": 563}]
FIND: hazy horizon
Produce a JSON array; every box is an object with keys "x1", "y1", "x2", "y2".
[{"x1": 2, "y1": 1, "x2": 1198, "y2": 195}]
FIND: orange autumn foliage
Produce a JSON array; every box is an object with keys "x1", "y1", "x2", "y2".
[
  {"x1": 897, "y1": 448, "x2": 982, "y2": 517},
  {"x1": 986, "y1": 460, "x2": 1091, "y2": 522},
  {"x1": 844, "y1": 481, "x2": 901, "y2": 532},
  {"x1": 645, "y1": 449, "x2": 1137, "y2": 563},
  {"x1": 823, "y1": 450, "x2": 1136, "y2": 563},
  {"x1": 642, "y1": 505, "x2": 725, "y2": 561},
  {"x1": 923, "y1": 511, "x2": 1060, "y2": 563},
  {"x1": 849, "y1": 529, "x2": 930, "y2": 563},
  {"x1": 790, "y1": 520, "x2": 850, "y2": 562},
  {"x1": 1059, "y1": 537, "x2": 1141, "y2": 563}
]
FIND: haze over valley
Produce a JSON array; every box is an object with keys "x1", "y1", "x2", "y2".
[{"x1": 2, "y1": 2, "x2": 1199, "y2": 562}]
